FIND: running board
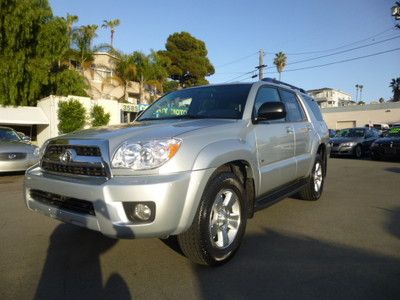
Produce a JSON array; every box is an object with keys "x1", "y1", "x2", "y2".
[{"x1": 254, "y1": 178, "x2": 308, "y2": 211}]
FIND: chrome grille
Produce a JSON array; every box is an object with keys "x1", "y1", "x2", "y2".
[
  {"x1": 44, "y1": 145, "x2": 101, "y2": 158},
  {"x1": 41, "y1": 141, "x2": 109, "y2": 178},
  {"x1": 0, "y1": 152, "x2": 27, "y2": 161}
]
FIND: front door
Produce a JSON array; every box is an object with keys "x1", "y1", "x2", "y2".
[{"x1": 253, "y1": 86, "x2": 296, "y2": 196}]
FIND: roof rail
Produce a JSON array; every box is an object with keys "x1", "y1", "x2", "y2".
[{"x1": 261, "y1": 78, "x2": 306, "y2": 94}]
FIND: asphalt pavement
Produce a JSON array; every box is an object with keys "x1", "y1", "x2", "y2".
[{"x1": 0, "y1": 158, "x2": 399, "y2": 300}]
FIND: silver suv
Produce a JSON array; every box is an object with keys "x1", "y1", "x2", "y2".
[{"x1": 25, "y1": 78, "x2": 329, "y2": 266}]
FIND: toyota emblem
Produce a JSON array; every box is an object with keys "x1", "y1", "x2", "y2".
[{"x1": 59, "y1": 149, "x2": 76, "y2": 163}]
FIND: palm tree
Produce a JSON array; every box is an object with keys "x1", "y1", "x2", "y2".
[
  {"x1": 102, "y1": 52, "x2": 136, "y2": 101},
  {"x1": 355, "y1": 84, "x2": 359, "y2": 102},
  {"x1": 66, "y1": 14, "x2": 79, "y2": 42},
  {"x1": 71, "y1": 25, "x2": 98, "y2": 67},
  {"x1": 102, "y1": 19, "x2": 120, "y2": 47},
  {"x1": 273, "y1": 52, "x2": 287, "y2": 80},
  {"x1": 359, "y1": 85, "x2": 364, "y2": 102},
  {"x1": 390, "y1": 77, "x2": 400, "y2": 102}
]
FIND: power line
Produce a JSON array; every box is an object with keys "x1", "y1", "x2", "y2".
[
  {"x1": 264, "y1": 26, "x2": 396, "y2": 56},
  {"x1": 216, "y1": 52, "x2": 258, "y2": 68},
  {"x1": 266, "y1": 47, "x2": 400, "y2": 73},
  {"x1": 224, "y1": 70, "x2": 256, "y2": 83},
  {"x1": 266, "y1": 35, "x2": 400, "y2": 69}
]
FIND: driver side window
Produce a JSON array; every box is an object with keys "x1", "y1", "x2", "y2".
[{"x1": 254, "y1": 86, "x2": 284, "y2": 123}]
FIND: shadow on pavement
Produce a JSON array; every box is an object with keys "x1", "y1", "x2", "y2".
[
  {"x1": 386, "y1": 207, "x2": 400, "y2": 240},
  {"x1": 0, "y1": 171, "x2": 25, "y2": 177},
  {"x1": 193, "y1": 229, "x2": 400, "y2": 299},
  {"x1": 34, "y1": 224, "x2": 131, "y2": 300},
  {"x1": 385, "y1": 167, "x2": 400, "y2": 173}
]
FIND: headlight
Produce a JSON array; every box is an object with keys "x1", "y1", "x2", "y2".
[
  {"x1": 341, "y1": 142, "x2": 356, "y2": 147},
  {"x1": 33, "y1": 147, "x2": 40, "y2": 157},
  {"x1": 112, "y1": 138, "x2": 182, "y2": 170}
]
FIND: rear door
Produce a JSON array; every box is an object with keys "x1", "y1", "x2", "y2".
[
  {"x1": 279, "y1": 89, "x2": 313, "y2": 178},
  {"x1": 253, "y1": 85, "x2": 296, "y2": 196}
]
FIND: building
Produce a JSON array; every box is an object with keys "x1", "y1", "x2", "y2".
[
  {"x1": 80, "y1": 52, "x2": 158, "y2": 104},
  {"x1": 321, "y1": 102, "x2": 400, "y2": 129},
  {"x1": 0, "y1": 95, "x2": 148, "y2": 146},
  {"x1": 308, "y1": 88, "x2": 354, "y2": 108}
]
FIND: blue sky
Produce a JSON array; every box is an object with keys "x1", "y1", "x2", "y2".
[{"x1": 50, "y1": 0, "x2": 400, "y2": 102}]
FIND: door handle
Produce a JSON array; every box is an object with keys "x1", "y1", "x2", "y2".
[
  {"x1": 306, "y1": 125, "x2": 313, "y2": 132},
  {"x1": 286, "y1": 127, "x2": 294, "y2": 134}
]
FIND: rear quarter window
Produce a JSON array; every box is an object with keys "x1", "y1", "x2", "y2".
[{"x1": 301, "y1": 94, "x2": 324, "y2": 121}]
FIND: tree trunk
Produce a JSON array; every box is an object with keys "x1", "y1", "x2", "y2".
[{"x1": 139, "y1": 74, "x2": 144, "y2": 103}]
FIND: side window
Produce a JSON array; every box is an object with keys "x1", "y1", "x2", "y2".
[
  {"x1": 301, "y1": 95, "x2": 324, "y2": 121},
  {"x1": 254, "y1": 86, "x2": 284, "y2": 123},
  {"x1": 279, "y1": 90, "x2": 306, "y2": 122}
]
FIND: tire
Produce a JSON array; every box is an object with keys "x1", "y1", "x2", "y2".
[
  {"x1": 177, "y1": 172, "x2": 247, "y2": 266},
  {"x1": 371, "y1": 151, "x2": 381, "y2": 161},
  {"x1": 354, "y1": 145, "x2": 363, "y2": 159},
  {"x1": 298, "y1": 153, "x2": 324, "y2": 201}
]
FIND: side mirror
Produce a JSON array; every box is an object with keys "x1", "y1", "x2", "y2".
[
  {"x1": 256, "y1": 102, "x2": 286, "y2": 122},
  {"x1": 22, "y1": 136, "x2": 31, "y2": 142}
]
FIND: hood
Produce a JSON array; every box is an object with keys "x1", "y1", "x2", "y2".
[
  {"x1": 330, "y1": 137, "x2": 364, "y2": 144},
  {"x1": 0, "y1": 139, "x2": 37, "y2": 153},
  {"x1": 54, "y1": 119, "x2": 239, "y2": 148}
]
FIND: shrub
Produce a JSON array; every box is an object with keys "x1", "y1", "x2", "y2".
[
  {"x1": 58, "y1": 99, "x2": 86, "y2": 134},
  {"x1": 90, "y1": 104, "x2": 111, "y2": 127}
]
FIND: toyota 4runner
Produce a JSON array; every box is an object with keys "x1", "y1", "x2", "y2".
[{"x1": 25, "y1": 78, "x2": 329, "y2": 266}]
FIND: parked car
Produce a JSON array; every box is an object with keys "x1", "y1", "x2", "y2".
[
  {"x1": 370, "y1": 127, "x2": 400, "y2": 161},
  {"x1": 0, "y1": 126, "x2": 39, "y2": 172},
  {"x1": 24, "y1": 78, "x2": 329, "y2": 266},
  {"x1": 329, "y1": 127, "x2": 381, "y2": 158},
  {"x1": 17, "y1": 132, "x2": 32, "y2": 143}
]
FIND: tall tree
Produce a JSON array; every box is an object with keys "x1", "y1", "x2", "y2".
[
  {"x1": 158, "y1": 32, "x2": 214, "y2": 87},
  {"x1": 0, "y1": 0, "x2": 69, "y2": 106},
  {"x1": 358, "y1": 84, "x2": 364, "y2": 102},
  {"x1": 390, "y1": 77, "x2": 400, "y2": 102},
  {"x1": 102, "y1": 19, "x2": 120, "y2": 47},
  {"x1": 273, "y1": 52, "x2": 287, "y2": 81},
  {"x1": 71, "y1": 24, "x2": 99, "y2": 68},
  {"x1": 355, "y1": 84, "x2": 360, "y2": 102},
  {"x1": 65, "y1": 14, "x2": 79, "y2": 42}
]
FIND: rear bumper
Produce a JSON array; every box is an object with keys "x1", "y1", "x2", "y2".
[{"x1": 24, "y1": 166, "x2": 215, "y2": 239}]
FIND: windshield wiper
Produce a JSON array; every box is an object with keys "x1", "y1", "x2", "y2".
[{"x1": 139, "y1": 115, "x2": 208, "y2": 121}]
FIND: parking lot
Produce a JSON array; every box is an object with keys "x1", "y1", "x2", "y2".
[{"x1": 0, "y1": 158, "x2": 399, "y2": 300}]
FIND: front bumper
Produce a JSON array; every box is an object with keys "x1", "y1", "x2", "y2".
[
  {"x1": 330, "y1": 145, "x2": 355, "y2": 156},
  {"x1": 24, "y1": 166, "x2": 215, "y2": 239},
  {"x1": 0, "y1": 156, "x2": 38, "y2": 172}
]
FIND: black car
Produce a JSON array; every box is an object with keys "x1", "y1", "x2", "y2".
[
  {"x1": 329, "y1": 127, "x2": 381, "y2": 158},
  {"x1": 370, "y1": 127, "x2": 400, "y2": 161}
]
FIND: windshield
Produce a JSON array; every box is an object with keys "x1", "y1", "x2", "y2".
[
  {"x1": 138, "y1": 84, "x2": 252, "y2": 121},
  {"x1": 0, "y1": 128, "x2": 21, "y2": 141},
  {"x1": 335, "y1": 128, "x2": 365, "y2": 138}
]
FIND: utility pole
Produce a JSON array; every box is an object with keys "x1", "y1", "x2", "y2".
[{"x1": 256, "y1": 49, "x2": 266, "y2": 80}]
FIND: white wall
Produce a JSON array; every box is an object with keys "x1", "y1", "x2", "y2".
[{"x1": 36, "y1": 95, "x2": 125, "y2": 146}]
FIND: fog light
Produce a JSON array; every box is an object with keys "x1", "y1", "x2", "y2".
[{"x1": 134, "y1": 203, "x2": 152, "y2": 221}]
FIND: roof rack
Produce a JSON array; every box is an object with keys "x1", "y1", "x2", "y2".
[{"x1": 261, "y1": 78, "x2": 306, "y2": 94}]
